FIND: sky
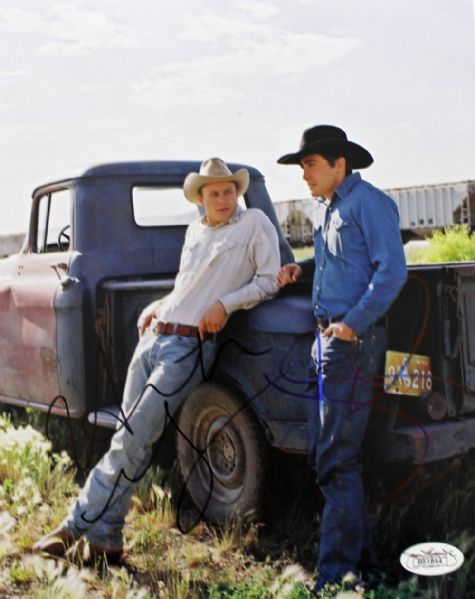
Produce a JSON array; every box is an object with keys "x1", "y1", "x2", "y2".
[{"x1": 0, "y1": 0, "x2": 474, "y2": 234}]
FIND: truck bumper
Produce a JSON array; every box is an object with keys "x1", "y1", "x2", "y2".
[
  {"x1": 365, "y1": 417, "x2": 475, "y2": 464},
  {"x1": 269, "y1": 417, "x2": 475, "y2": 464}
]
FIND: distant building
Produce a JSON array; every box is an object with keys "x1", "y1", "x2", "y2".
[{"x1": 273, "y1": 199, "x2": 314, "y2": 247}]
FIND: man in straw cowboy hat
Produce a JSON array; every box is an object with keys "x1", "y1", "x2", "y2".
[
  {"x1": 277, "y1": 125, "x2": 407, "y2": 592},
  {"x1": 35, "y1": 158, "x2": 280, "y2": 559}
]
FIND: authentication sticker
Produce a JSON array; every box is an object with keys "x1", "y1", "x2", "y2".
[{"x1": 400, "y1": 542, "x2": 464, "y2": 576}]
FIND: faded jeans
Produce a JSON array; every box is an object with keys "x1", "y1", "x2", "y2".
[
  {"x1": 307, "y1": 324, "x2": 387, "y2": 589},
  {"x1": 63, "y1": 330, "x2": 217, "y2": 549}
]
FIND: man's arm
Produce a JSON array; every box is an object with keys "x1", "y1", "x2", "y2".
[
  {"x1": 216, "y1": 212, "x2": 280, "y2": 314},
  {"x1": 343, "y1": 190, "x2": 407, "y2": 335},
  {"x1": 277, "y1": 255, "x2": 315, "y2": 287},
  {"x1": 198, "y1": 213, "x2": 280, "y2": 339},
  {"x1": 138, "y1": 222, "x2": 196, "y2": 335}
]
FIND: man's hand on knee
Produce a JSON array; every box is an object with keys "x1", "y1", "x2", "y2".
[{"x1": 198, "y1": 301, "x2": 227, "y2": 339}]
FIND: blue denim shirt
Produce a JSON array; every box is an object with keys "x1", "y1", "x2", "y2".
[{"x1": 300, "y1": 173, "x2": 407, "y2": 335}]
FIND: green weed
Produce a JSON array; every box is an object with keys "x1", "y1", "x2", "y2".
[
  {"x1": 291, "y1": 246, "x2": 313, "y2": 262},
  {"x1": 407, "y1": 225, "x2": 475, "y2": 263},
  {"x1": 0, "y1": 414, "x2": 76, "y2": 521},
  {"x1": 205, "y1": 577, "x2": 272, "y2": 599}
]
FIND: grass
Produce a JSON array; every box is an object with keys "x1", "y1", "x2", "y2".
[
  {"x1": 291, "y1": 246, "x2": 314, "y2": 262},
  {"x1": 1, "y1": 402, "x2": 475, "y2": 597}
]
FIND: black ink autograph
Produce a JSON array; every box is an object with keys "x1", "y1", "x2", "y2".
[
  {"x1": 41, "y1": 272, "x2": 465, "y2": 541},
  {"x1": 406, "y1": 548, "x2": 459, "y2": 570},
  {"x1": 46, "y1": 335, "x2": 274, "y2": 534}
]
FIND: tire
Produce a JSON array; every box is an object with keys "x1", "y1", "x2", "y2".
[{"x1": 176, "y1": 383, "x2": 268, "y2": 524}]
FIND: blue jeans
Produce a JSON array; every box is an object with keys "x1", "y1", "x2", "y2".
[
  {"x1": 307, "y1": 324, "x2": 387, "y2": 589},
  {"x1": 63, "y1": 330, "x2": 217, "y2": 549}
]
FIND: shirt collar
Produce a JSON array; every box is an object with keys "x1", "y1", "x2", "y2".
[
  {"x1": 334, "y1": 172, "x2": 361, "y2": 201},
  {"x1": 201, "y1": 205, "x2": 243, "y2": 228}
]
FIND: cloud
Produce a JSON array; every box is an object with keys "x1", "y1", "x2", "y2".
[
  {"x1": 0, "y1": 69, "x2": 29, "y2": 79},
  {"x1": 179, "y1": 12, "x2": 359, "y2": 70},
  {"x1": 0, "y1": 70, "x2": 28, "y2": 101},
  {"x1": 178, "y1": 14, "x2": 267, "y2": 45},
  {"x1": 134, "y1": 13, "x2": 360, "y2": 110},
  {"x1": 0, "y1": 4, "x2": 140, "y2": 56},
  {"x1": 133, "y1": 57, "x2": 240, "y2": 110},
  {"x1": 234, "y1": 1, "x2": 279, "y2": 20},
  {"x1": 473, "y1": 0, "x2": 475, "y2": 51},
  {"x1": 0, "y1": 123, "x2": 50, "y2": 146}
]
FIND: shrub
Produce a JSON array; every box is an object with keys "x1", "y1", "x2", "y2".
[
  {"x1": 0, "y1": 414, "x2": 76, "y2": 516},
  {"x1": 409, "y1": 225, "x2": 475, "y2": 264}
]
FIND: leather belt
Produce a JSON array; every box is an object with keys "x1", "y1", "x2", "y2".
[{"x1": 155, "y1": 321, "x2": 215, "y2": 341}]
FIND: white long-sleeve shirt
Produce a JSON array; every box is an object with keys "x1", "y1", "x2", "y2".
[{"x1": 150, "y1": 206, "x2": 280, "y2": 327}]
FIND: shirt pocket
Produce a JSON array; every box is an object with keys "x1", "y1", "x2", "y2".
[
  {"x1": 179, "y1": 238, "x2": 201, "y2": 269},
  {"x1": 326, "y1": 213, "x2": 350, "y2": 256},
  {"x1": 206, "y1": 238, "x2": 238, "y2": 268}
]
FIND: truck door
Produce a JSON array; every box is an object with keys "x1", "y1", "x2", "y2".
[{"x1": 0, "y1": 188, "x2": 86, "y2": 417}]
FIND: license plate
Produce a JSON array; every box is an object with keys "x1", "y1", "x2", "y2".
[{"x1": 384, "y1": 351, "x2": 432, "y2": 396}]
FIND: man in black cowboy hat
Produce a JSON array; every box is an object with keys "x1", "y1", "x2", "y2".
[{"x1": 277, "y1": 125, "x2": 407, "y2": 592}]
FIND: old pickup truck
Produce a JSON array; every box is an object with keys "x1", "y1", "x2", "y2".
[{"x1": 0, "y1": 161, "x2": 474, "y2": 522}]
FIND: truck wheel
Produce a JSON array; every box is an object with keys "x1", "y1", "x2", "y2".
[{"x1": 176, "y1": 383, "x2": 268, "y2": 524}]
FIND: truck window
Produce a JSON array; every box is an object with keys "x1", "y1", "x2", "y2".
[
  {"x1": 35, "y1": 189, "x2": 71, "y2": 253},
  {"x1": 133, "y1": 187, "x2": 199, "y2": 226},
  {"x1": 133, "y1": 186, "x2": 246, "y2": 227}
]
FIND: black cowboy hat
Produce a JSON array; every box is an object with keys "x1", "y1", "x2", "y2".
[{"x1": 277, "y1": 124, "x2": 373, "y2": 169}]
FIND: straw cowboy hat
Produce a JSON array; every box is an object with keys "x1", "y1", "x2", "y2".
[
  {"x1": 277, "y1": 125, "x2": 373, "y2": 169},
  {"x1": 183, "y1": 158, "x2": 250, "y2": 203}
]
